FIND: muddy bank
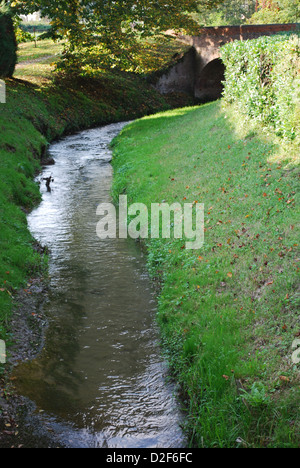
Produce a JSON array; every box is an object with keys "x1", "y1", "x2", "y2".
[{"x1": 0, "y1": 274, "x2": 64, "y2": 448}]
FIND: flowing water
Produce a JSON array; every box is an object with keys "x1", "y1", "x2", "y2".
[{"x1": 13, "y1": 122, "x2": 185, "y2": 448}]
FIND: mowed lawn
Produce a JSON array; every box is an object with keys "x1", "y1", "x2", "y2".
[
  {"x1": 15, "y1": 39, "x2": 65, "y2": 84},
  {"x1": 111, "y1": 102, "x2": 299, "y2": 447}
]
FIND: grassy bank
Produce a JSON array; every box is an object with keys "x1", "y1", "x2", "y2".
[
  {"x1": 111, "y1": 101, "x2": 299, "y2": 447},
  {"x1": 0, "y1": 42, "x2": 194, "y2": 362}
]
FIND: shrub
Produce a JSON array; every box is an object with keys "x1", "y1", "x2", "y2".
[
  {"x1": 20, "y1": 23, "x2": 51, "y2": 34},
  {"x1": 0, "y1": 9, "x2": 17, "y2": 78},
  {"x1": 221, "y1": 33, "x2": 300, "y2": 141},
  {"x1": 15, "y1": 27, "x2": 34, "y2": 44}
]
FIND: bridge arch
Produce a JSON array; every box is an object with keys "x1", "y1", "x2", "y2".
[
  {"x1": 156, "y1": 23, "x2": 298, "y2": 102},
  {"x1": 195, "y1": 58, "x2": 225, "y2": 102}
]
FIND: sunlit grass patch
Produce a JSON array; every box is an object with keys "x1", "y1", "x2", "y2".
[{"x1": 17, "y1": 39, "x2": 65, "y2": 63}]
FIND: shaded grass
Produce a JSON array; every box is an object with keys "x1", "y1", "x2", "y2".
[{"x1": 111, "y1": 102, "x2": 299, "y2": 447}]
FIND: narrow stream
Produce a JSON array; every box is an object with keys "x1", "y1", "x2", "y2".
[{"x1": 13, "y1": 122, "x2": 185, "y2": 448}]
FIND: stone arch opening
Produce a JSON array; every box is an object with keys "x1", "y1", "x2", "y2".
[{"x1": 195, "y1": 58, "x2": 225, "y2": 102}]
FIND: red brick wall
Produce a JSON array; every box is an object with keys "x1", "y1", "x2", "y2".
[{"x1": 198, "y1": 23, "x2": 298, "y2": 41}]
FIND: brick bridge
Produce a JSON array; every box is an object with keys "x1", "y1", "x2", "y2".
[{"x1": 155, "y1": 23, "x2": 299, "y2": 102}]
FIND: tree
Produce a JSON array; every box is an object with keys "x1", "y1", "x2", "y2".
[
  {"x1": 0, "y1": 2, "x2": 17, "y2": 78},
  {"x1": 248, "y1": 0, "x2": 300, "y2": 24},
  {"x1": 194, "y1": 0, "x2": 257, "y2": 26},
  {"x1": 8, "y1": 0, "x2": 225, "y2": 73},
  {"x1": 10, "y1": 0, "x2": 225, "y2": 46}
]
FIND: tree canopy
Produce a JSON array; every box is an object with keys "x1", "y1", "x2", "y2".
[
  {"x1": 0, "y1": 1, "x2": 17, "y2": 77},
  {"x1": 8, "y1": 0, "x2": 297, "y2": 75},
  {"x1": 248, "y1": 0, "x2": 300, "y2": 24},
  {"x1": 195, "y1": 0, "x2": 257, "y2": 26},
  {"x1": 10, "y1": 0, "x2": 224, "y2": 46},
  {"x1": 192, "y1": 0, "x2": 299, "y2": 26},
  {"x1": 7, "y1": 0, "x2": 225, "y2": 73}
]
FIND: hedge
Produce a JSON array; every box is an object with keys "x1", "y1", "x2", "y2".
[
  {"x1": 221, "y1": 33, "x2": 300, "y2": 141},
  {"x1": 20, "y1": 23, "x2": 51, "y2": 34},
  {"x1": 0, "y1": 10, "x2": 17, "y2": 78}
]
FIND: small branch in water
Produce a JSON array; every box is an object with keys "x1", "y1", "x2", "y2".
[{"x1": 43, "y1": 176, "x2": 54, "y2": 192}]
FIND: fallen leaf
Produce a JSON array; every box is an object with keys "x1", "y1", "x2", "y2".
[{"x1": 279, "y1": 376, "x2": 290, "y2": 383}]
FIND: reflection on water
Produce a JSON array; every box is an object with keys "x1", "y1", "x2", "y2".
[{"x1": 13, "y1": 122, "x2": 185, "y2": 448}]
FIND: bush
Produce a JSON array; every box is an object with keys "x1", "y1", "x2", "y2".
[
  {"x1": 221, "y1": 33, "x2": 300, "y2": 141},
  {"x1": 15, "y1": 27, "x2": 34, "y2": 44},
  {"x1": 20, "y1": 23, "x2": 51, "y2": 34},
  {"x1": 0, "y1": 11, "x2": 17, "y2": 78}
]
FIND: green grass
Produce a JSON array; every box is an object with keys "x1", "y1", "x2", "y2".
[
  {"x1": 17, "y1": 39, "x2": 65, "y2": 63},
  {"x1": 111, "y1": 101, "x2": 299, "y2": 448},
  {"x1": 0, "y1": 105, "x2": 45, "y2": 343},
  {"x1": 14, "y1": 39, "x2": 65, "y2": 84}
]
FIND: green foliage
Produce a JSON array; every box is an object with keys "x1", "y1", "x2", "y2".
[
  {"x1": 15, "y1": 26, "x2": 34, "y2": 43},
  {"x1": 248, "y1": 0, "x2": 300, "y2": 24},
  {"x1": 195, "y1": 0, "x2": 257, "y2": 26},
  {"x1": 193, "y1": 0, "x2": 299, "y2": 28},
  {"x1": 221, "y1": 33, "x2": 300, "y2": 142},
  {"x1": 20, "y1": 22, "x2": 51, "y2": 34},
  {"x1": 240, "y1": 382, "x2": 271, "y2": 408},
  {"x1": 55, "y1": 35, "x2": 190, "y2": 77},
  {"x1": 0, "y1": 6, "x2": 17, "y2": 77},
  {"x1": 11, "y1": 0, "x2": 223, "y2": 73}
]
